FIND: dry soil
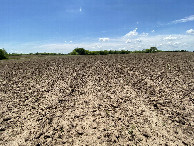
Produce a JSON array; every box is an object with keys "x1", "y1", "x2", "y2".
[{"x1": 0, "y1": 53, "x2": 193, "y2": 145}]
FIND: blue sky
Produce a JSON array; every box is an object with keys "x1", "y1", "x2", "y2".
[{"x1": 0, "y1": 0, "x2": 194, "y2": 53}]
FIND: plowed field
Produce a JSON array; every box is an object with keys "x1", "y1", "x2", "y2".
[{"x1": 0, "y1": 53, "x2": 193, "y2": 145}]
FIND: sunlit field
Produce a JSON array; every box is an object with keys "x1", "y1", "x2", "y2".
[{"x1": 0, "y1": 52, "x2": 193, "y2": 145}]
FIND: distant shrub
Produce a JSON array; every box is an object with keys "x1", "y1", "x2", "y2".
[
  {"x1": 108, "y1": 50, "x2": 114, "y2": 54},
  {"x1": 143, "y1": 47, "x2": 159, "y2": 53},
  {"x1": 9, "y1": 53, "x2": 22, "y2": 56},
  {"x1": 180, "y1": 50, "x2": 188, "y2": 52},
  {"x1": 163, "y1": 50, "x2": 188, "y2": 52},
  {"x1": 89, "y1": 51, "x2": 100, "y2": 55},
  {"x1": 99, "y1": 50, "x2": 109, "y2": 55},
  {"x1": 69, "y1": 48, "x2": 90, "y2": 55},
  {"x1": 120, "y1": 50, "x2": 127, "y2": 54},
  {"x1": 132, "y1": 50, "x2": 143, "y2": 53},
  {"x1": 70, "y1": 50, "x2": 78, "y2": 55},
  {"x1": 0, "y1": 48, "x2": 8, "y2": 60}
]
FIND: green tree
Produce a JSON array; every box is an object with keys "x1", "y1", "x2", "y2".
[
  {"x1": 108, "y1": 50, "x2": 114, "y2": 54},
  {"x1": 143, "y1": 49, "x2": 151, "y2": 53},
  {"x1": 74, "y1": 48, "x2": 88, "y2": 55},
  {"x1": 69, "y1": 50, "x2": 78, "y2": 55},
  {"x1": 0, "y1": 48, "x2": 8, "y2": 60},
  {"x1": 69, "y1": 48, "x2": 89, "y2": 55},
  {"x1": 99, "y1": 50, "x2": 108, "y2": 55},
  {"x1": 150, "y1": 47, "x2": 158, "y2": 53},
  {"x1": 120, "y1": 50, "x2": 129, "y2": 54},
  {"x1": 89, "y1": 51, "x2": 100, "y2": 55},
  {"x1": 143, "y1": 47, "x2": 159, "y2": 53}
]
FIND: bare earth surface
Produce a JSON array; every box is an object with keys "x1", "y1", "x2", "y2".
[{"x1": 0, "y1": 53, "x2": 193, "y2": 145}]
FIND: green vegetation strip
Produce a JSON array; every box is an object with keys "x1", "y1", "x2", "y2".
[{"x1": 0, "y1": 47, "x2": 190, "y2": 60}]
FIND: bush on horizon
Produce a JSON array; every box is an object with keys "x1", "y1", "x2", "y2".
[
  {"x1": 0, "y1": 48, "x2": 8, "y2": 60},
  {"x1": 143, "y1": 47, "x2": 161, "y2": 53},
  {"x1": 70, "y1": 48, "x2": 89, "y2": 55}
]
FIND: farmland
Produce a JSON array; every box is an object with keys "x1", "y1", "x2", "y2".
[{"x1": 0, "y1": 52, "x2": 193, "y2": 145}]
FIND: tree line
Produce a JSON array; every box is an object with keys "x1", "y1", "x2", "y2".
[
  {"x1": 68, "y1": 47, "x2": 189, "y2": 55},
  {"x1": 0, "y1": 47, "x2": 190, "y2": 60}
]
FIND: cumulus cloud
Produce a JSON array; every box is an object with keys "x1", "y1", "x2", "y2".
[
  {"x1": 172, "y1": 15, "x2": 194, "y2": 24},
  {"x1": 124, "y1": 28, "x2": 138, "y2": 37},
  {"x1": 173, "y1": 42, "x2": 181, "y2": 45},
  {"x1": 23, "y1": 33, "x2": 193, "y2": 53},
  {"x1": 8, "y1": 30, "x2": 194, "y2": 54},
  {"x1": 119, "y1": 47, "x2": 126, "y2": 50},
  {"x1": 44, "y1": 34, "x2": 192, "y2": 52},
  {"x1": 135, "y1": 39, "x2": 142, "y2": 43},
  {"x1": 186, "y1": 29, "x2": 194, "y2": 34},
  {"x1": 159, "y1": 44, "x2": 163, "y2": 46},
  {"x1": 125, "y1": 39, "x2": 132, "y2": 43},
  {"x1": 99, "y1": 38, "x2": 110, "y2": 42},
  {"x1": 96, "y1": 44, "x2": 102, "y2": 48},
  {"x1": 140, "y1": 32, "x2": 149, "y2": 37},
  {"x1": 124, "y1": 28, "x2": 149, "y2": 39},
  {"x1": 152, "y1": 30, "x2": 155, "y2": 33},
  {"x1": 163, "y1": 35, "x2": 177, "y2": 40}
]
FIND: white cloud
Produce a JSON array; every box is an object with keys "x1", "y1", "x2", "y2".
[
  {"x1": 96, "y1": 44, "x2": 102, "y2": 48},
  {"x1": 135, "y1": 39, "x2": 142, "y2": 43},
  {"x1": 140, "y1": 32, "x2": 149, "y2": 37},
  {"x1": 163, "y1": 35, "x2": 177, "y2": 40},
  {"x1": 172, "y1": 15, "x2": 194, "y2": 24},
  {"x1": 152, "y1": 30, "x2": 155, "y2": 33},
  {"x1": 124, "y1": 28, "x2": 138, "y2": 37},
  {"x1": 173, "y1": 42, "x2": 181, "y2": 45},
  {"x1": 125, "y1": 39, "x2": 131, "y2": 43},
  {"x1": 99, "y1": 38, "x2": 110, "y2": 42},
  {"x1": 5, "y1": 29, "x2": 194, "y2": 54},
  {"x1": 124, "y1": 29, "x2": 148, "y2": 39},
  {"x1": 66, "y1": 7, "x2": 83, "y2": 13},
  {"x1": 34, "y1": 34, "x2": 193, "y2": 53},
  {"x1": 186, "y1": 29, "x2": 194, "y2": 34},
  {"x1": 119, "y1": 47, "x2": 126, "y2": 50}
]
